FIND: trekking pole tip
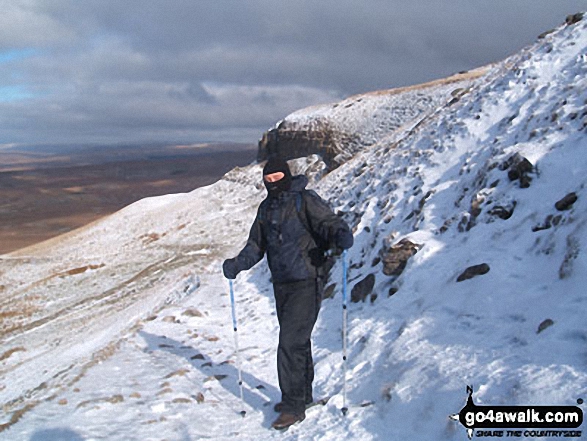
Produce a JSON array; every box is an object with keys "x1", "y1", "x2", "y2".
[
  {"x1": 341, "y1": 406, "x2": 348, "y2": 416},
  {"x1": 240, "y1": 410, "x2": 247, "y2": 417}
]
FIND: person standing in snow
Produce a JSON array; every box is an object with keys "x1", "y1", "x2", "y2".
[{"x1": 222, "y1": 156, "x2": 353, "y2": 430}]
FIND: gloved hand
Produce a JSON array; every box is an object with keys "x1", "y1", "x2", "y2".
[
  {"x1": 222, "y1": 258, "x2": 240, "y2": 279},
  {"x1": 334, "y1": 227, "x2": 353, "y2": 250}
]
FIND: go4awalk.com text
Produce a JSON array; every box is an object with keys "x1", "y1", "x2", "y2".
[{"x1": 450, "y1": 387, "x2": 584, "y2": 439}]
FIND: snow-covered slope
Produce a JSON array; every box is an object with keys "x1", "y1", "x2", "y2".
[{"x1": 1, "y1": 14, "x2": 586, "y2": 441}]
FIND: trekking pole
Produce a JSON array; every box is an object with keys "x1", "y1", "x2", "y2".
[
  {"x1": 228, "y1": 279, "x2": 247, "y2": 417},
  {"x1": 341, "y1": 249, "x2": 349, "y2": 416}
]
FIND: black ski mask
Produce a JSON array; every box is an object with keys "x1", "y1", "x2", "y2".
[{"x1": 263, "y1": 157, "x2": 292, "y2": 197}]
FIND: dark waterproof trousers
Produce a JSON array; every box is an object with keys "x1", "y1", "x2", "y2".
[{"x1": 273, "y1": 278, "x2": 323, "y2": 414}]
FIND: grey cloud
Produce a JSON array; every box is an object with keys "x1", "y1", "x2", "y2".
[{"x1": 0, "y1": 0, "x2": 585, "y2": 145}]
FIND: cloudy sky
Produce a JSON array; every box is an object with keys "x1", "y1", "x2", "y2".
[{"x1": 0, "y1": 1, "x2": 585, "y2": 147}]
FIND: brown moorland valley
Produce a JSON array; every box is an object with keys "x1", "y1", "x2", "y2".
[{"x1": 0, "y1": 143, "x2": 257, "y2": 254}]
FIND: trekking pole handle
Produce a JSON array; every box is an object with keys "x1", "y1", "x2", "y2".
[{"x1": 229, "y1": 279, "x2": 238, "y2": 332}]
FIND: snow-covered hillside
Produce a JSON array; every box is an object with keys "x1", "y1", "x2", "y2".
[{"x1": 1, "y1": 14, "x2": 586, "y2": 441}]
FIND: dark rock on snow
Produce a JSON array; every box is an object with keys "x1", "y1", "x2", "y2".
[
  {"x1": 351, "y1": 274, "x2": 376, "y2": 303},
  {"x1": 501, "y1": 153, "x2": 534, "y2": 188},
  {"x1": 555, "y1": 192, "x2": 578, "y2": 211},
  {"x1": 457, "y1": 263, "x2": 491, "y2": 282},
  {"x1": 537, "y1": 318, "x2": 554, "y2": 334},
  {"x1": 532, "y1": 214, "x2": 563, "y2": 232},
  {"x1": 380, "y1": 238, "x2": 422, "y2": 277},
  {"x1": 323, "y1": 284, "x2": 336, "y2": 300}
]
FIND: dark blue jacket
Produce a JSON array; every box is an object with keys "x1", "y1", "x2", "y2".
[{"x1": 234, "y1": 175, "x2": 352, "y2": 284}]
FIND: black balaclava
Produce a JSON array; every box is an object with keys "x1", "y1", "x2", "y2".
[{"x1": 263, "y1": 157, "x2": 292, "y2": 197}]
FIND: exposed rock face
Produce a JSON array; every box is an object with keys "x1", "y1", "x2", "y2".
[
  {"x1": 380, "y1": 238, "x2": 422, "y2": 277},
  {"x1": 257, "y1": 120, "x2": 357, "y2": 168},
  {"x1": 566, "y1": 12, "x2": 584, "y2": 26}
]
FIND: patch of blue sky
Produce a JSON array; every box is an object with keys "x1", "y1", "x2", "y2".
[
  {"x1": 0, "y1": 48, "x2": 38, "y2": 64},
  {"x1": 0, "y1": 86, "x2": 36, "y2": 102}
]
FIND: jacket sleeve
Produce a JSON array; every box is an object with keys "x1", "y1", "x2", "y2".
[
  {"x1": 234, "y1": 205, "x2": 267, "y2": 272},
  {"x1": 303, "y1": 190, "x2": 353, "y2": 249}
]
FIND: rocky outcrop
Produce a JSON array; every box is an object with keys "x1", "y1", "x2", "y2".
[
  {"x1": 380, "y1": 238, "x2": 422, "y2": 277},
  {"x1": 257, "y1": 71, "x2": 488, "y2": 169},
  {"x1": 501, "y1": 153, "x2": 534, "y2": 188},
  {"x1": 257, "y1": 121, "x2": 357, "y2": 168}
]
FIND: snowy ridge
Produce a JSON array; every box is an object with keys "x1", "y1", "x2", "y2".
[
  {"x1": 275, "y1": 69, "x2": 487, "y2": 163},
  {"x1": 1, "y1": 15, "x2": 587, "y2": 440}
]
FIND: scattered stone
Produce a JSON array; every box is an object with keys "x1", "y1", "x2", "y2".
[
  {"x1": 555, "y1": 192, "x2": 578, "y2": 211},
  {"x1": 351, "y1": 274, "x2": 376, "y2": 303},
  {"x1": 162, "y1": 316, "x2": 177, "y2": 323},
  {"x1": 501, "y1": 153, "x2": 534, "y2": 188},
  {"x1": 360, "y1": 400, "x2": 375, "y2": 407},
  {"x1": 157, "y1": 388, "x2": 173, "y2": 396},
  {"x1": 191, "y1": 353, "x2": 205, "y2": 360},
  {"x1": 323, "y1": 284, "x2": 336, "y2": 300},
  {"x1": 388, "y1": 287, "x2": 399, "y2": 297},
  {"x1": 130, "y1": 392, "x2": 142, "y2": 399},
  {"x1": 0, "y1": 347, "x2": 26, "y2": 362},
  {"x1": 532, "y1": 214, "x2": 563, "y2": 232},
  {"x1": 172, "y1": 397, "x2": 192, "y2": 404},
  {"x1": 164, "y1": 369, "x2": 189, "y2": 379},
  {"x1": 456, "y1": 264, "x2": 490, "y2": 282},
  {"x1": 488, "y1": 202, "x2": 516, "y2": 220},
  {"x1": 537, "y1": 319, "x2": 554, "y2": 334},
  {"x1": 182, "y1": 308, "x2": 204, "y2": 318},
  {"x1": 76, "y1": 395, "x2": 124, "y2": 409},
  {"x1": 108, "y1": 395, "x2": 124, "y2": 404},
  {"x1": 195, "y1": 392, "x2": 205, "y2": 403},
  {"x1": 58, "y1": 399, "x2": 68, "y2": 406},
  {"x1": 380, "y1": 238, "x2": 422, "y2": 277}
]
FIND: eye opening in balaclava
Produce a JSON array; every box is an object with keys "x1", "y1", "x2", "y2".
[{"x1": 263, "y1": 157, "x2": 292, "y2": 196}]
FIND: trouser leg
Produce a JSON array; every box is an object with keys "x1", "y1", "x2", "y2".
[{"x1": 274, "y1": 278, "x2": 322, "y2": 414}]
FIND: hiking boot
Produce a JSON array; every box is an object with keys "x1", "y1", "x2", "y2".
[
  {"x1": 273, "y1": 401, "x2": 313, "y2": 412},
  {"x1": 271, "y1": 412, "x2": 306, "y2": 430}
]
